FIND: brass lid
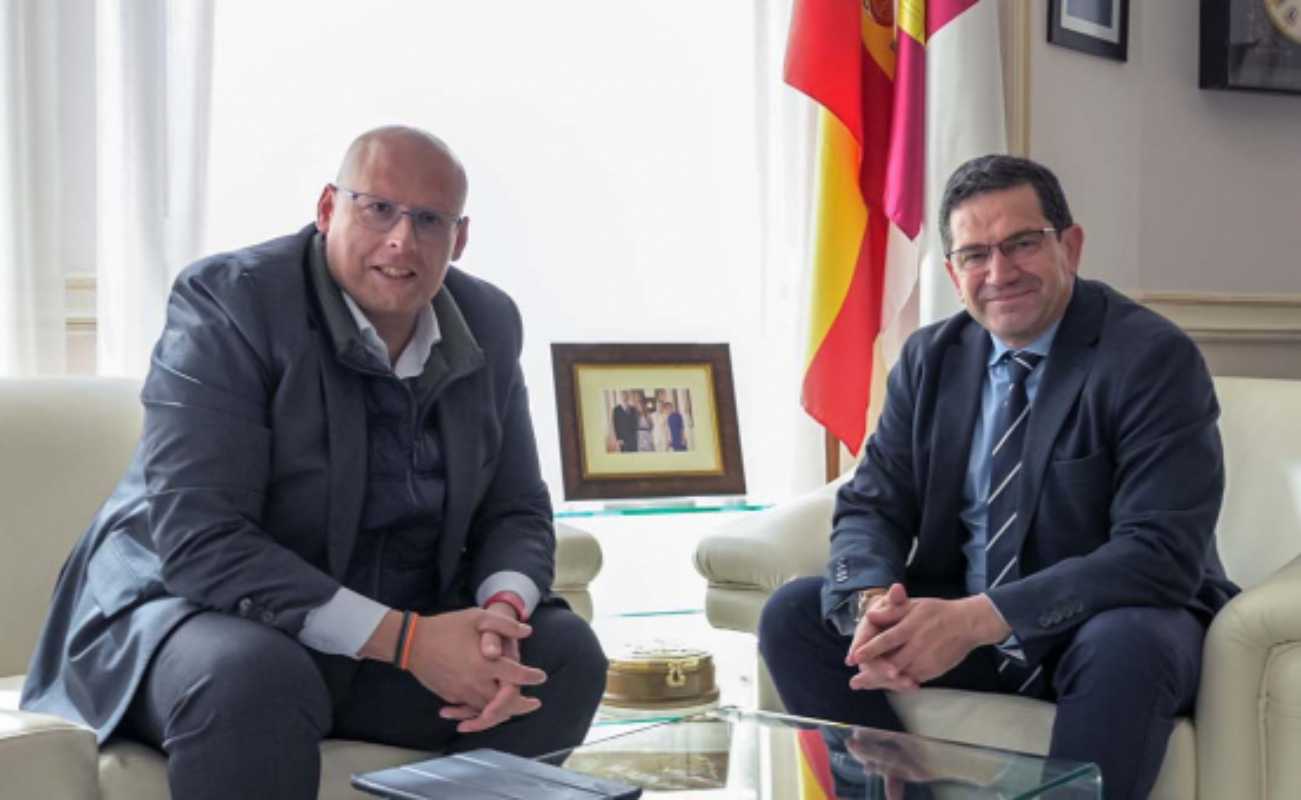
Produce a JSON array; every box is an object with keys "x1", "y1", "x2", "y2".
[{"x1": 609, "y1": 643, "x2": 712, "y2": 672}]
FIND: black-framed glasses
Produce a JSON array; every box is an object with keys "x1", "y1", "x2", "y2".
[
  {"x1": 946, "y1": 227, "x2": 1058, "y2": 273},
  {"x1": 333, "y1": 184, "x2": 463, "y2": 241}
]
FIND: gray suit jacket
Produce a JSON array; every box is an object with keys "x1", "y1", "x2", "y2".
[
  {"x1": 21, "y1": 225, "x2": 555, "y2": 741},
  {"x1": 822, "y1": 278, "x2": 1239, "y2": 666}
]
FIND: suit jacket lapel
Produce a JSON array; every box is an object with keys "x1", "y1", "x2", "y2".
[
  {"x1": 304, "y1": 234, "x2": 372, "y2": 579},
  {"x1": 1018, "y1": 280, "x2": 1105, "y2": 552},
  {"x1": 320, "y1": 354, "x2": 367, "y2": 579},
  {"x1": 923, "y1": 320, "x2": 988, "y2": 549}
]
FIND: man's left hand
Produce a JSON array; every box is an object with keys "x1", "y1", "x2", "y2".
[
  {"x1": 440, "y1": 601, "x2": 539, "y2": 733},
  {"x1": 850, "y1": 594, "x2": 1011, "y2": 687}
]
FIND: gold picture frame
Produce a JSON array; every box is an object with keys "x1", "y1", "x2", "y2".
[{"x1": 550, "y1": 343, "x2": 746, "y2": 500}]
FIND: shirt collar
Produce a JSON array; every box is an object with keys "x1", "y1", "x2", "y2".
[
  {"x1": 987, "y1": 318, "x2": 1061, "y2": 368},
  {"x1": 339, "y1": 291, "x2": 442, "y2": 379}
]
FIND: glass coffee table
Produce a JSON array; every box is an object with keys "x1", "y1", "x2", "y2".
[{"x1": 545, "y1": 705, "x2": 1101, "y2": 798}]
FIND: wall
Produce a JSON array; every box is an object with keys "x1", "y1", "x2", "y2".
[
  {"x1": 1024, "y1": 2, "x2": 1301, "y2": 294},
  {"x1": 1010, "y1": 2, "x2": 1301, "y2": 377}
]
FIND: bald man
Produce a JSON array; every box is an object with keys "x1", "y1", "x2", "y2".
[{"x1": 21, "y1": 126, "x2": 607, "y2": 798}]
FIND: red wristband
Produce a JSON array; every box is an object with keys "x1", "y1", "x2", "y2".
[{"x1": 484, "y1": 591, "x2": 528, "y2": 622}]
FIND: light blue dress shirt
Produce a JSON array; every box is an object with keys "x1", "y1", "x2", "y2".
[{"x1": 958, "y1": 320, "x2": 1060, "y2": 657}]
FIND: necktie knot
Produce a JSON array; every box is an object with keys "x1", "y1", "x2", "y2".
[{"x1": 1005, "y1": 351, "x2": 1043, "y2": 382}]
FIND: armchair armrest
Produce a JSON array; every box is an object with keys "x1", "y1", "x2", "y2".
[
  {"x1": 0, "y1": 706, "x2": 98, "y2": 799},
  {"x1": 553, "y1": 521, "x2": 602, "y2": 621},
  {"x1": 693, "y1": 476, "x2": 846, "y2": 633},
  {"x1": 1197, "y1": 552, "x2": 1301, "y2": 799}
]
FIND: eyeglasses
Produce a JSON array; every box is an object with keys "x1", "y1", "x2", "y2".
[
  {"x1": 946, "y1": 227, "x2": 1058, "y2": 273},
  {"x1": 333, "y1": 185, "x2": 463, "y2": 241}
]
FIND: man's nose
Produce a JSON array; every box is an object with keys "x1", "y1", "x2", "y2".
[
  {"x1": 385, "y1": 213, "x2": 419, "y2": 250},
  {"x1": 984, "y1": 247, "x2": 1020, "y2": 284}
]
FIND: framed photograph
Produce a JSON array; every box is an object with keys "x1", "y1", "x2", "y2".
[
  {"x1": 1200, "y1": 0, "x2": 1301, "y2": 95},
  {"x1": 550, "y1": 343, "x2": 746, "y2": 500},
  {"x1": 1048, "y1": 0, "x2": 1129, "y2": 62}
]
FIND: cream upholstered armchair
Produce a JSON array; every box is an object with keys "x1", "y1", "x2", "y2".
[
  {"x1": 695, "y1": 376, "x2": 1301, "y2": 799},
  {"x1": 0, "y1": 377, "x2": 603, "y2": 800}
]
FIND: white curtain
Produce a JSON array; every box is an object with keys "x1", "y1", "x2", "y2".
[
  {"x1": 748, "y1": 0, "x2": 827, "y2": 497},
  {"x1": 0, "y1": 0, "x2": 213, "y2": 378},
  {"x1": 0, "y1": 1, "x2": 65, "y2": 376},
  {"x1": 95, "y1": 0, "x2": 213, "y2": 376}
]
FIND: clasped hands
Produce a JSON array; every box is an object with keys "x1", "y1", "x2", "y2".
[
  {"x1": 845, "y1": 584, "x2": 1011, "y2": 692},
  {"x1": 406, "y1": 603, "x2": 546, "y2": 734}
]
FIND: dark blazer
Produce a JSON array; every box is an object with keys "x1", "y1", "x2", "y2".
[
  {"x1": 21, "y1": 225, "x2": 555, "y2": 741},
  {"x1": 822, "y1": 278, "x2": 1238, "y2": 666}
]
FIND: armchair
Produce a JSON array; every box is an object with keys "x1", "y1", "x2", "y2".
[
  {"x1": 695, "y1": 376, "x2": 1301, "y2": 799},
  {"x1": 0, "y1": 377, "x2": 603, "y2": 799}
]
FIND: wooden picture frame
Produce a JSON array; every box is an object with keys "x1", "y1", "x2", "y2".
[
  {"x1": 1200, "y1": 0, "x2": 1301, "y2": 95},
  {"x1": 1048, "y1": 0, "x2": 1129, "y2": 62},
  {"x1": 550, "y1": 343, "x2": 746, "y2": 500}
]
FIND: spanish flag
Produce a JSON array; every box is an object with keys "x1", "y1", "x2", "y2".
[{"x1": 788, "y1": 0, "x2": 1006, "y2": 454}]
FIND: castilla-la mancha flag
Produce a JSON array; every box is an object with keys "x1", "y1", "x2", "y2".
[{"x1": 788, "y1": 0, "x2": 1007, "y2": 455}]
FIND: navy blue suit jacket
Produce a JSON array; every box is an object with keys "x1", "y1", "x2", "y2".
[
  {"x1": 822, "y1": 278, "x2": 1238, "y2": 667},
  {"x1": 21, "y1": 225, "x2": 555, "y2": 741}
]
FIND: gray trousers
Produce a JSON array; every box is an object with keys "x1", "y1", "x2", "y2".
[{"x1": 120, "y1": 605, "x2": 607, "y2": 799}]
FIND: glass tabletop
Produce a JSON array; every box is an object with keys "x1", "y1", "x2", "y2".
[
  {"x1": 555, "y1": 497, "x2": 771, "y2": 518},
  {"x1": 544, "y1": 706, "x2": 1101, "y2": 799}
]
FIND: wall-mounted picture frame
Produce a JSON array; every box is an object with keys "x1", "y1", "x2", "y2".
[
  {"x1": 550, "y1": 342, "x2": 746, "y2": 500},
  {"x1": 1048, "y1": 0, "x2": 1129, "y2": 62},
  {"x1": 1200, "y1": 0, "x2": 1301, "y2": 95}
]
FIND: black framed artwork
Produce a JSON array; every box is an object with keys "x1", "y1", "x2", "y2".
[
  {"x1": 1200, "y1": 0, "x2": 1301, "y2": 95},
  {"x1": 550, "y1": 342, "x2": 746, "y2": 500},
  {"x1": 1048, "y1": 0, "x2": 1130, "y2": 62}
]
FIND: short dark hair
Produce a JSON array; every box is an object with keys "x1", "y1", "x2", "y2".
[{"x1": 938, "y1": 155, "x2": 1074, "y2": 255}]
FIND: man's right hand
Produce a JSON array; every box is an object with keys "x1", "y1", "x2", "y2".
[
  {"x1": 406, "y1": 609, "x2": 547, "y2": 713},
  {"x1": 845, "y1": 583, "x2": 917, "y2": 692}
]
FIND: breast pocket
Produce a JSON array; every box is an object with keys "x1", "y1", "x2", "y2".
[{"x1": 1037, "y1": 450, "x2": 1114, "y2": 549}]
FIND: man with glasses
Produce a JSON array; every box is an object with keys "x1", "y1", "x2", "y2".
[
  {"x1": 22, "y1": 126, "x2": 607, "y2": 798},
  {"x1": 759, "y1": 155, "x2": 1237, "y2": 798}
]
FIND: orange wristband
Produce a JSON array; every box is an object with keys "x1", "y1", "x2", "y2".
[{"x1": 398, "y1": 615, "x2": 418, "y2": 671}]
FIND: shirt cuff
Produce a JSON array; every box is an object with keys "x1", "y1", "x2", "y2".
[
  {"x1": 981, "y1": 592, "x2": 1026, "y2": 663},
  {"x1": 828, "y1": 593, "x2": 859, "y2": 637},
  {"x1": 475, "y1": 571, "x2": 541, "y2": 619},
  {"x1": 298, "y1": 587, "x2": 390, "y2": 658}
]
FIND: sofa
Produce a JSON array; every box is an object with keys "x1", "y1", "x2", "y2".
[
  {"x1": 0, "y1": 377, "x2": 604, "y2": 799},
  {"x1": 695, "y1": 375, "x2": 1301, "y2": 799}
]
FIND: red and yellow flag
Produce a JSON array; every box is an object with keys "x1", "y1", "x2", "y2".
[
  {"x1": 789, "y1": 0, "x2": 1001, "y2": 454},
  {"x1": 795, "y1": 727, "x2": 837, "y2": 799},
  {"x1": 787, "y1": 0, "x2": 901, "y2": 454}
]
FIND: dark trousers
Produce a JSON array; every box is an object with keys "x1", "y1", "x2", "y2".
[
  {"x1": 758, "y1": 577, "x2": 1205, "y2": 800},
  {"x1": 120, "y1": 604, "x2": 607, "y2": 799}
]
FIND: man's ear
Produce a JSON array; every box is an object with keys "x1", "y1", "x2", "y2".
[
  {"x1": 315, "y1": 185, "x2": 337, "y2": 234},
  {"x1": 1061, "y1": 224, "x2": 1084, "y2": 275},
  {"x1": 450, "y1": 216, "x2": 470, "y2": 262}
]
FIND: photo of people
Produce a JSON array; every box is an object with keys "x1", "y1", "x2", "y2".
[{"x1": 602, "y1": 388, "x2": 695, "y2": 454}]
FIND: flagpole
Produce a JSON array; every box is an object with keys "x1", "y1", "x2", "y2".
[{"x1": 824, "y1": 430, "x2": 839, "y2": 483}]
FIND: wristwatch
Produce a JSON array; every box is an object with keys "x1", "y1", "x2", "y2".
[{"x1": 852, "y1": 588, "x2": 887, "y2": 624}]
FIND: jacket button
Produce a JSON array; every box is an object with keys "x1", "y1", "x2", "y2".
[
  {"x1": 260, "y1": 610, "x2": 275, "y2": 625},
  {"x1": 238, "y1": 598, "x2": 253, "y2": 615}
]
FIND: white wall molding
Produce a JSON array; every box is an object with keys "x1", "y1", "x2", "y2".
[
  {"x1": 65, "y1": 273, "x2": 96, "y2": 374},
  {"x1": 1130, "y1": 291, "x2": 1301, "y2": 379},
  {"x1": 1001, "y1": 0, "x2": 1031, "y2": 157}
]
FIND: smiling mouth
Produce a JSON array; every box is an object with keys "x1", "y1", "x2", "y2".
[
  {"x1": 373, "y1": 266, "x2": 416, "y2": 280},
  {"x1": 986, "y1": 287, "x2": 1034, "y2": 303}
]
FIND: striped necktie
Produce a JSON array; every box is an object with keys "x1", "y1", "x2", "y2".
[{"x1": 985, "y1": 349, "x2": 1044, "y2": 695}]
